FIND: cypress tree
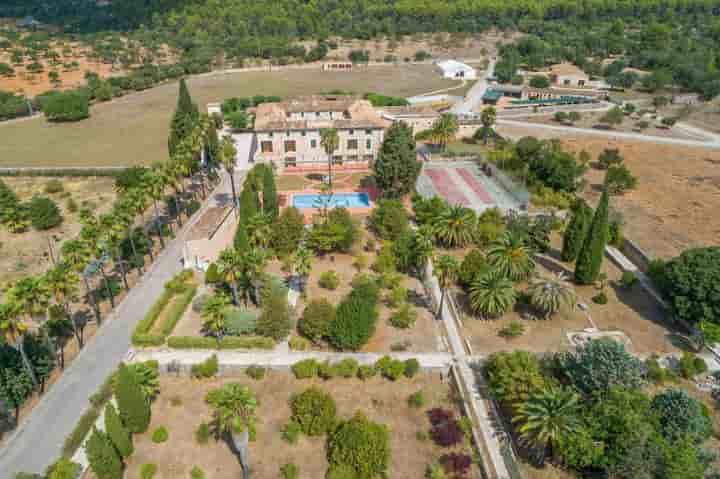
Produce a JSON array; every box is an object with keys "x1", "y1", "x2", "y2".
[
  {"x1": 561, "y1": 199, "x2": 593, "y2": 262},
  {"x1": 86, "y1": 427, "x2": 123, "y2": 479},
  {"x1": 238, "y1": 181, "x2": 260, "y2": 219},
  {"x1": 104, "y1": 403, "x2": 133, "y2": 458},
  {"x1": 262, "y1": 166, "x2": 279, "y2": 219},
  {"x1": 115, "y1": 364, "x2": 150, "y2": 433},
  {"x1": 168, "y1": 78, "x2": 198, "y2": 156},
  {"x1": 575, "y1": 188, "x2": 610, "y2": 284}
]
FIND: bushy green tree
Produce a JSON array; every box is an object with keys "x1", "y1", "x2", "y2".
[
  {"x1": 86, "y1": 427, "x2": 123, "y2": 479},
  {"x1": 272, "y1": 206, "x2": 304, "y2": 256},
  {"x1": 46, "y1": 458, "x2": 81, "y2": 479},
  {"x1": 561, "y1": 199, "x2": 593, "y2": 262},
  {"x1": 298, "y1": 299, "x2": 335, "y2": 343},
  {"x1": 372, "y1": 121, "x2": 420, "y2": 198},
  {"x1": 574, "y1": 188, "x2": 609, "y2": 284},
  {"x1": 368, "y1": 199, "x2": 409, "y2": 240},
  {"x1": 561, "y1": 338, "x2": 644, "y2": 395},
  {"x1": 42, "y1": 91, "x2": 89, "y2": 122},
  {"x1": 104, "y1": 402, "x2": 133, "y2": 458},
  {"x1": 650, "y1": 389, "x2": 712, "y2": 443},
  {"x1": 328, "y1": 282, "x2": 379, "y2": 350},
  {"x1": 290, "y1": 386, "x2": 337, "y2": 436},
  {"x1": 27, "y1": 196, "x2": 63, "y2": 230},
  {"x1": 327, "y1": 411, "x2": 390, "y2": 479},
  {"x1": 114, "y1": 363, "x2": 151, "y2": 433},
  {"x1": 255, "y1": 281, "x2": 291, "y2": 340},
  {"x1": 485, "y1": 351, "x2": 549, "y2": 407}
]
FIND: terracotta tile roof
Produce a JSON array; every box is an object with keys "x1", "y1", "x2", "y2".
[
  {"x1": 254, "y1": 95, "x2": 385, "y2": 131},
  {"x1": 549, "y1": 63, "x2": 588, "y2": 78}
]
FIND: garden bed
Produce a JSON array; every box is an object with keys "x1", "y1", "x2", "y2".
[{"x1": 122, "y1": 371, "x2": 477, "y2": 479}]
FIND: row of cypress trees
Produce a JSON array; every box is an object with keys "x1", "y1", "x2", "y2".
[
  {"x1": 562, "y1": 187, "x2": 610, "y2": 285},
  {"x1": 234, "y1": 163, "x2": 279, "y2": 249},
  {"x1": 85, "y1": 365, "x2": 152, "y2": 478}
]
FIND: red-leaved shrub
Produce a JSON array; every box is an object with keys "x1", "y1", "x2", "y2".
[{"x1": 441, "y1": 453, "x2": 472, "y2": 477}]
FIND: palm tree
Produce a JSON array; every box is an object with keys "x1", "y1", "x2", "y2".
[
  {"x1": 216, "y1": 248, "x2": 245, "y2": 305},
  {"x1": 43, "y1": 316, "x2": 74, "y2": 370},
  {"x1": 479, "y1": 106, "x2": 497, "y2": 145},
  {"x1": 430, "y1": 113, "x2": 459, "y2": 151},
  {"x1": 513, "y1": 386, "x2": 581, "y2": 463},
  {"x1": 246, "y1": 213, "x2": 272, "y2": 249},
  {"x1": 61, "y1": 239, "x2": 100, "y2": 324},
  {"x1": 434, "y1": 254, "x2": 459, "y2": 319},
  {"x1": 528, "y1": 273, "x2": 577, "y2": 319},
  {"x1": 241, "y1": 248, "x2": 269, "y2": 305},
  {"x1": 99, "y1": 212, "x2": 129, "y2": 290},
  {"x1": 45, "y1": 263, "x2": 84, "y2": 348},
  {"x1": 414, "y1": 225, "x2": 435, "y2": 273},
  {"x1": 320, "y1": 128, "x2": 339, "y2": 190},
  {"x1": 487, "y1": 232, "x2": 535, "y2": 281},
  {"x1": 293, "y1": 246, "x2": 313, "y2": 294},
  {"x1": 0, "y1": 301, "x2": 38, "y2": 388},
  {"x1": 221, "y1": 136, "x2": 238, "y2": 214},
  {"x1": 143, "y1": 166, "x2": 167, "y2": 248},
  {"x1": 202, "y1": 293, "x2": 231, "y2": 345},
  {"x1": 205, "y1": 383, "x2": 258, "y2": 479},
  {"x1": 434, "y1": 205, "x2": 476, "y2": 248},
  {"x1": 468, "y1": 272, "x2": 517, "y2": 318}
]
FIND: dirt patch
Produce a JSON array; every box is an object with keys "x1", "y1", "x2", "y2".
[
  {"x1": 496, "y1": 123, "x2": 720, "y2": 259},
  {"x1": 124, "y1": 372, "x2": 473, "y2": 479},
  {"x1": 461, "y1": 236, "x2": 684, "y2": 357},
  {"x1": 0, "y1": 176, "x2": 117, "y2": 284}
]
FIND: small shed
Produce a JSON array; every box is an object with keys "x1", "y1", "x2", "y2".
[{"x1": 436, "y1": 60, "x2": 477, "y2": 80}]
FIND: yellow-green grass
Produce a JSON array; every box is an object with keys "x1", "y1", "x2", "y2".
[{"x1": 0, "y1": 65, "x2": 459, "y2": 168}]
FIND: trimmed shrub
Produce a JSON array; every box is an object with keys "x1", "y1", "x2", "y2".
[
  {"x1": 428, "y1": 408, "x2": 463, "y2": 447},
  {"x1": 561, "y1": 338, "x2": 644, "y2": 395},
  {"x1": 651, "y1": 389, "x2": 712, "y2": 443},
  {"x1": 42, "y1": 91, "x2": 89, "y2": 122},
  {"x1": 282, "y1": 421, "x2": 302, "y2": 444},
  {"x1": 334, "y1": 358, "x2": 359, "y2": 378},
  {"x1": 592, "y1": 292, "x2": 608, "y2": 304},
  {"x1": 298, "y1": 299, "x2": 335, "y2": 343},
  {"x1": 46, "y1": 458, "x2": 80, "y2": 479},
  {"x1": 357, "y1": 364, "x2": 377, "y2": 380},
  {"x1": 86, "y1": 428, "x2": 123, "y2": 479},
  {"x1": 115, "y1": 364, "x2": 151, "y2": 433},
  {"x1": 140, "y1": 464, "x2": 157, "y2": 479},
  {"x1": 328, "y1": 282, "x2": 380, "y2": 351},
  {"x1": 289, "y1": 335, "x2": 309, "y2": 351},
  {"x1": 290, "y1": 387, "x2": 337, "y2": 436},
  {"x1": 280, "y1": 463, "x2": 299, "y2": 479},
  {"x1": 256, "y1": 281, "x2": 292, "y2": 340},
  {"x1": 223, "y1": 307, "x2": 257, "y2": 335},
  {"x1": 190, "y1": 466, "x2": 204, "y2": 479},
  {"x1": 327, "y1": 411, "x2": 390, "y2": 478},
  {"x1": 404, "y1": 358, "x2": 420, "y2": 378},
  {"x1": 440, "y1": 453, "x2": 472, "y2": 477},
  {"x1": 375, "y1": 355, "x2": 406, "y2": 381},
  {"x1": 389, "y1": 303, "x2": 417, "y2": 329},
  {"x1": 204, "y1": 263, "x2": 221, "y2": 284},
  {"x1": 44, "y1": 179, "x2": 64, "y2": 194},
  {"x1": 678, "y1": 352, "x2": 708, "y2": 379},
  {"x1": 104, "y1": 403, "x2": 133, "y2": 458},
  {"x1": 151, "y1": 426, "x2": 168, "y2": 443},
  {"x1": 191, "y1": 354, "x2": 218, "y2": 378},
  {"x1": 166, "y1": 336, "x2": 274, "y2": 350},
  {"x1": 318, "y1": 360, "x2": 336, "y2": 380},
  {"x1": 246, "y1": 365, "x2": 266, "y2": 380},
  {"x1": 292, "y1": 359, "x2": 319, "y2": 379},
  {"x1": 319, "y1": 271, "x2": 341, "y2": 290},
  {"x1": 408, "y1": 391, "x2": 425, "y2": 408},
  {"x1": 28, "y1": 196, "x2": 63, "y2": 230},
  {"x1": 195, "y1": 423, "x2": 210, "y2": 444}
]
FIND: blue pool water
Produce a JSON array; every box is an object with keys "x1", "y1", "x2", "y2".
[{"x1": 292, "y1": 192, "x2": 370, "y2": 209}]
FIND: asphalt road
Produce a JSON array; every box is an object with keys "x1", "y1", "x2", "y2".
[
  {"x1": 450, "y1": 58, "x2": 496, "y2": 115},
  {"x1": 0, "y1": 173, "x2": 232, "y2": 476}
]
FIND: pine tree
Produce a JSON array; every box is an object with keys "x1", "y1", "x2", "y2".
[
  {"x1": 115, "y1": 364, "x2": 151, "y2": 433},
  {"x1": 104, "y1": 402, "x2": 133, "y2": 458},
  {"x1": 168, "y1": 78, "x2": 198, "y2": 156},
  {"x1": 561, "y1": 199, "x2": 593, "y2": 262},
  {"x1": 574, "y1": 188, "x2": 609, "y2": 284},
  {"x1": 261, "y1": 166, "x2": 279, "y2": 220},
  {"x1": 86, "y1": 427, "x2": 123, "y2": 479},
  {"x1": 372, "y1": 121, "x2": 421, "y2": 198}
]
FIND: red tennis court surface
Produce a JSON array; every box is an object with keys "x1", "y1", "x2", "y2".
[
  {"x1": 424, "y1": 169, "x2": 471, "y2": 207},
  {"x1": 456, "y1": 168, "x2": 494, "y2": 204}
]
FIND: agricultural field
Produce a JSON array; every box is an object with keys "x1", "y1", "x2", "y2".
[
  {"x1": 123, "y1": 371, "x2": 476, "y2": 479},
  {"x1": 0, "y1": 176, "x2": 117, "y2": 284},
  {"x1": 0, "y1": 64, "x2": 458, "y2": 168},
  {"x1": 495, "y1": 123, "x2": 720, "y2": 260}
]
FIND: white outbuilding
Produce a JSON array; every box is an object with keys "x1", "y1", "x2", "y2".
[{"x1": 435, "y1": 60, "x2": 477, "y2": 80}]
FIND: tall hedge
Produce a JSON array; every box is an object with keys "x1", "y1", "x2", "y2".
[
  {"x1": 561, "y1": 199, "x2": 593, "y2": 262},
  {"x1": 114, "y1": 364, "x2": 150, "y2": 433},
  {"x1": 328, "y1": 282, "x2": 379, "y2": 350},
  {"x1": 574, "y1": 188, "x2": 609, "y2": 284},
  {"x1": 104, "y1": 402, "x2": 133, "y2": 458},
  {"x1": 85, "y1": 427, "x2": 123, "y2": 479}
]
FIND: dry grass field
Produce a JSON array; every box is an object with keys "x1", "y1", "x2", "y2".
[
  {"x1": 0, "y1": 176, "x2": 117, "y2": 284},
  {"x1": 0, "y1": 64, "x2": 458, "y2": 168},
  {"x1": 497, "y1": 123, "x2": 720, "y2": 260},
  {"x1": 123, "y1": 372, "x2": 474, "y2": 479}
]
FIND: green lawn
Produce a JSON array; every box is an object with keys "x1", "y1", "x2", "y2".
[{"x1": 0, "y1": 65, "x2": 458, "y2": 167}]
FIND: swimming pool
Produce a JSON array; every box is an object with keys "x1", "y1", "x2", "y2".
[{"x1": 292, "y1": 192, "x2": 370, "y2": 209}]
